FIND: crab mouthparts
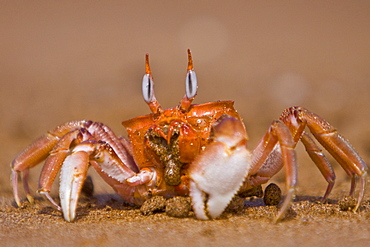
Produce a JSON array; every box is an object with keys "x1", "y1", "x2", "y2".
[
  {"x1": 145, "y1": 129, "x2": 184, "y2": 186},
  {"x1": 164, "y1": 159, "x2": 183, "y2": 186}
]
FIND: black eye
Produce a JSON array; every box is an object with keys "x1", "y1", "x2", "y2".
[
  {"x1": 142, "y1": 73, "x2": 154, "y2": 103},
  {"x1": 186, "y1": 70, "x2": 197, "y2": 99}
]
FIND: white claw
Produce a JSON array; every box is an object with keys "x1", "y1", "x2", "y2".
[
  {"x1": 59, "y1": 150, "x2": 90, "y2": 222},
  {"x1": 189, "y1": 143, "x2": 251, "y2": 219},
  {"x1": 189, "y1": 117, "x2": 252, "y2": 219}
]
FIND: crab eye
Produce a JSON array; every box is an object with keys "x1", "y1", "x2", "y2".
[
  {"x1": 142, "y1": 73, "x2": 154, "y2": 103},
  {"x1": 186, "y1": 70, "x2": 197, "y2": 99}
]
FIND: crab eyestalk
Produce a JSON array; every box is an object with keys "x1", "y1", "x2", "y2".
[
  {"x1": 180, "y1": 49, "x2": 198, "y2": 111},
  {"x1": 142, "y1": 54, "x2": 163, "y2": 114}
]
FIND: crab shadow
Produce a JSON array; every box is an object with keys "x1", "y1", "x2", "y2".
[
  {"x1": 29, "y1": 193, "x2": 342, "y2": 222},
  {"x1": 33, "y1": 193, "x2": 136, "y2": 219},
  {"x1": 244, "y1": 194, "x2": 340, "y2": 221},
  {"x1": 245, "y1": 194, "x2": 337, "y2": 207}
]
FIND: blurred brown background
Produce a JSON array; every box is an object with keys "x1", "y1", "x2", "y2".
[{"x1": 1, "y1": 1, "x2": 370, "y2": 197}]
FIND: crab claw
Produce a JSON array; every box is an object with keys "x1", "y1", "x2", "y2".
[
  {"x1": 189, "y1": 117, "x2": 252, "y2": 219},
  {"x1": 59, "y1": 145, "x2": 91, "y2": 222}
]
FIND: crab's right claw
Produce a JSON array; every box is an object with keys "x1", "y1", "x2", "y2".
[{"x1": 189, "y1": 117, "x2": 252, "y2": 219}]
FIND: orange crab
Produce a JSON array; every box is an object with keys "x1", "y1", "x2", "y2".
[{"x1": 11, "y1": 50, "x2": 367, "y2": 222}]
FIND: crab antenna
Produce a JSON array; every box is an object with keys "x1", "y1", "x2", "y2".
[
  {"x1": 180, "y1": 49, "x2": 198, "y2": 111},
  {"x1": 142, "y1": 53, "x2": 162, "y2": 114}
]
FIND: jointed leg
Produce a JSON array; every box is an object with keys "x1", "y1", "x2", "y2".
[
  {"x1": 38, "y1": 129, "x2": 91, "y2": 210},
  {"x1": 11, "y1": 121, "x2": 90, "y2": 206},
  {"x1": 11, "y1": 120, "x2": 137, "y2": 208},
  {"x1": 247, "y1": 106, "x2": 367, "y2": 221},
  {"x1": 300, "y1": 133, "x2": 335, "y2": 201},
  {"x1": 249, "y1": 120, "x2": 297, "y2": 222},
  {"x1": 12, "y1": 134, "x2": 66, "y2": 206},
  {"x1": 280, "y1": 106, "x2": 367, "y2": 210}
]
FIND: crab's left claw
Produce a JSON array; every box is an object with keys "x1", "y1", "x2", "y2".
[
  {"x1": 59, "y1": 145, "x2": 91, "y2": 222},
  {"x1": 189, "y1": 117, "x2": 252, "y2": 219},
  {"x1": 59, "y1": 139, "x2": 138, "y2": 222}
]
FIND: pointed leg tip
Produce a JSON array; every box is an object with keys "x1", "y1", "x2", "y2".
[
  {"x1": 273, "y1": 210, "x2": 286, "y2": 224},
  {"x1": 273, "y1": 217, "x2": 281, "y2": 224},
  {"x1": 26, "y1": 194, "x2": 35, "y2": 204},
  {"x1": 39, "y1": 191, "x2": 62, "y2": 211},
  {"x1": 353, "y1": 197, "x2": 362, "y2": 212},
  {"x1": 353, "y1": 171, "x2": 367, "y2": 212},
  {"x1": 14, "y1": 198, "x2": 22, "y2": 208},
  {"x1": 273, "y1": 188, "x2": 295, "y2": 223}
]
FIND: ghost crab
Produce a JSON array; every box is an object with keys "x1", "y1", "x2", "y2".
[{"x1": 11, "y1": 50, "x2": 367, "y2": 222}]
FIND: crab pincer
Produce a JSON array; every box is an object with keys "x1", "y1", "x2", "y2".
[
  {"x1": 58, "y1": 143, "x2": 92, "y2": 222},
  {"x1": 189, "y1": 117, "x2": 251, "y2": 219}
]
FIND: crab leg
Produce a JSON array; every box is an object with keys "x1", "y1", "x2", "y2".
[
  {"x1": 300, "y1": 133, "x2": 335, "y2": 200},
  {"x1": 281, "y1": 107, "x2": 368, "y2": 210},
  {"x1": 249, "y1": 120, "x2": 298, "y2": 222},
  {"x1": 278, "y1": 108, "x2": 337, "y2": 201},
  {"x1": 189, "y1": 117, "x2": 252, "y2": 219},
  {"x1": 38, "y1": 123, "x2": 131, "y2": 197},
  {"x1": 11, "y1": 119, "x2": 138, "y2": 210},
  {"x1": 11, "y1": 121, "x2": 90, "y2": 206},
  {"x1": 37, "y1": 129, "x2": 91, "y2": 210},
  {"x1": 249, "y1": 110, "x2": 336, "y2": 203},
  {"x1": 11, "y1": 168, "x2": 34, "y2": 206},
  {"x1": 11, "y1": 135, "x2": 60, "y2": 206},
  {"x1": 87, "y1": 122, "x2": 139, "y2": 173}
]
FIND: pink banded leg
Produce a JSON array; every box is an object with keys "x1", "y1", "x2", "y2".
[
  {"x1": 11, "y1": 121, "x2": 91, "y2": 206},
  {"x1": 11, "y1": 133, "x2": 61, "y2": 206},
  {"x1": 38, "y1": 129, "x2": 89, "y2": 210}
]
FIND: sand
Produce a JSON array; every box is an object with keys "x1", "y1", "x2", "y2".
[{"x1": 1, "y1": 180, "x2": 370, "y2": 247}]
